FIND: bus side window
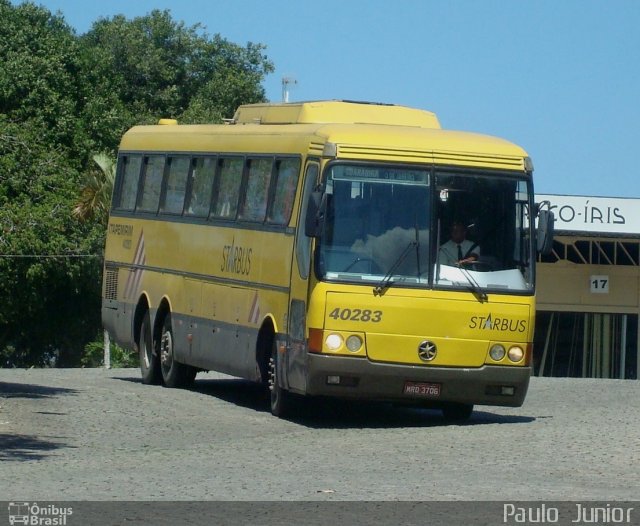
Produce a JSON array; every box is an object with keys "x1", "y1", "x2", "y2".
[
  {"x1": 161, "y1": 156, "x2": 190, "y2": 215},
  {"x1": 116, "y1": 154, "x2": 142, "y2": 211},
  {"x1": 185, "y1": 156, "x2": 216, "y2": 217},
  {"x1": 268, "y1": 158, "x2": 301, "y2": 225},
  {"x1": 212, "y1": 157, "x2": 243, "y2": 219},
  {"x1": 137, "y1": 155, "x2": 165, "y2": 213},
  {"x1": 240, "y1": 158, "x2": 273, "y2": 222}
]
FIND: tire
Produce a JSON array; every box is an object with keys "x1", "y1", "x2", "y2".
[
  {"x1": 268, "y1": 342, "x2": 293, "y2": 417},
  {"x1": 441, "y1": 403, "x2": 474, "y2": 423},
  {"x1": 159, "y1": 313, "x2": 197, "y2": 389},
  {"x1": 139, "y1": 311, "x2": 161, "y2": 385}
]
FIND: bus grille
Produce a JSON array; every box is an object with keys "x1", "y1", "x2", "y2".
[{"x1": 105, "y1": 268, "x2": 119, "y2": 300}]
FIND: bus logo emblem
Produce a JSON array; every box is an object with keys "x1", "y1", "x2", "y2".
[{"x1": 417, "y1": 340, "x2": 437, "y2": 361}]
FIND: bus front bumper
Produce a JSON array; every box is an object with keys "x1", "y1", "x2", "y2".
[{"x1": 304, "y1": 354, "x2": 531, "y2": 407}]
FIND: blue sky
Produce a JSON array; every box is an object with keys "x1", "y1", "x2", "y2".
[{"x1": 12, "y1": 0, "x2": 640, "y2": 197}]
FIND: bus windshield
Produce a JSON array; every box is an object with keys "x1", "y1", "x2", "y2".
[{"x1": 317, "y1": 163, "x2": 534, "y2": 294}]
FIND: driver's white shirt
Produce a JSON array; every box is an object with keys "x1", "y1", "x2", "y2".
[{"x1": 438, "y1": 239, "x2": 479, "y2": 265}]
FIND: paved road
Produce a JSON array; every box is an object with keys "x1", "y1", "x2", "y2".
[{"x1": 1, "y1": 368, "x2": 639, "y2": 501}]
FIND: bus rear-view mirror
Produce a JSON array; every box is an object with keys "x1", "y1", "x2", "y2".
[
  {"x1": 304, "y1": 191, "x2": 324, "y2": 237},
  {"x1": 536, "y1": 208, "x2": 555, "y2": 255}
]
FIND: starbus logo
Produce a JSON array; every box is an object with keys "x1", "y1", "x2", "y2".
[
  {"x1": 7, "y1": 502, "x2": 73, "y2": 526},
  {"x1": 469, "y1": 313, "x2": 527, "y2": 333}
]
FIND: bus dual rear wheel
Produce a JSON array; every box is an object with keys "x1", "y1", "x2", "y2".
[
  {"x1": 139, "y1": 312, "x2": 161, "y2": 385},
  {"x1": 159, "y1": 313, "x2": 197, "y2": 389}
]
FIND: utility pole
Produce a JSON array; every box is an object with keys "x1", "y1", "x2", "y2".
[
  {"x1": 282, "y1": 76, "x2": 297, "y2": 103},
  {"x1": 104, "y1": 329, "x2": 111, "y2": 369}
]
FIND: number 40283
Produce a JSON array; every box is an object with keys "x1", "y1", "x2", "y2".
[{"x1": 328, "y1": 307, "x2": 383, "y2": 322}]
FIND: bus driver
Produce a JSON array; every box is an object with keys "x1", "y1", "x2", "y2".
[{"x1": 439, "y1": 221, "x2": 480, "y2": 266}]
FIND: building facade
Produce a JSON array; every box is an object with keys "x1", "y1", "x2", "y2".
[{"x1": 534, "y1": 194, "x2": 640, "y2": 380}]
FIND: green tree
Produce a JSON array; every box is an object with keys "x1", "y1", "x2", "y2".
[
  {"x1": 0, "y1": 120, "x2": 103, "y2": 366},
  {"x1": 0, "y1": 1, "x2": 103, "y2": 366},
  {"x1": 79, "y1": 10, "x2": 274, "y2": 147},
  {"x1": 0, "y1": 2, "x2": 275, "y2": 367},
  {"x1": 0, "y1": 0, "x2": 91, "y2": 160}
]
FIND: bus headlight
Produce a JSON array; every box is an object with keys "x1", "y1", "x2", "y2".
[
  {"x1": 325, "y1": 333, "x2": 343, "y2": 351},
  {"x1": 345, "y1": 335, "x2": 363, "y2": 353},
  {"x1": 489, "y1": 344, "x2": 506, "y2": 361},
  {"x1": 508, "y1": 346, "x2": 525, "y2": 362}
]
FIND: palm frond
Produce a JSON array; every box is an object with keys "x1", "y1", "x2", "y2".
[{"x1": 73, "y1": 153, "x2": 116, "y2": 223}]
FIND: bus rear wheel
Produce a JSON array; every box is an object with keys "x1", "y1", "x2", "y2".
[
  {"x1": 139, "y1": 311, "x2": 161, "y2": 385},
  {"x1": 441, "y1": 403, "x2": 473, "y2": 423},
  {"x1": 159, "y1": 313, "x2": 197, "y2": 388}
]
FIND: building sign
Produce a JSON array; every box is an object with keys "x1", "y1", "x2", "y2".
[
  {"x1": 537, "y1": 194, "x2": 640, "y2": 235},
  {"x1": 590, "y1": 275, "x2": 609, "y2": 294}
]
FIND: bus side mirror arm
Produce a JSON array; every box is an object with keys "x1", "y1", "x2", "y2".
[
  {"x1": 536, "y1": 202, "x2": 555, "y2": 255},
  {"x1": 304, "y1": 191, "x2": 325, "y2": 238}
]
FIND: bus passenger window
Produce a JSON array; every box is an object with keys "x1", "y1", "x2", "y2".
[
  {"x1": 116, "y1": 155, "x2": 142, "y2": 211},
  {"x1": 212, "y1": 158, "x2": 243, "y2": 219},
  {"x1": 185, "y1": 157, "x2": 216, "y2": 217},
  {"x1": 137, "y1": 155, "x2": 165, "y2": 213},
  {"x1": 269, "y1": 158, "x2": 300, "y2": 225},
  {"x1": 162, "y1": 157, "x2": 189, "y2": 215},
  {"x1": 241, "y1": 158, "x2": 273, "y2": 222}
]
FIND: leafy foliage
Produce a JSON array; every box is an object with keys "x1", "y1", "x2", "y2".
[
  {"x1": 80, "y1": 335, "x2": 138, "y2": 368},
  {"x1": 0, "y1": 122, "x2": 103, "y2": 366},
  {"x1": 79, "y1": 10, "x2": 273, "y2": 147},
  {"x1": 0, "y1": 1, "x2": 89, "y2": 158},
  {"x1": 73, "y1": 153, "x2": 116, "y2": 223},
  {"x1": 0, "y1": 1, "x2": 274, "y2": 366}
]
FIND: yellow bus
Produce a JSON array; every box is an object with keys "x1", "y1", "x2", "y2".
[{"x1": 102, "y1": 100, "x2": 553, "y2": 420}]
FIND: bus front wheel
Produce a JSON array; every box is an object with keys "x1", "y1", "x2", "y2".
[
  {"x1": 139, "y1": 311, "x2": 161, "y2": 385},
  {"x1": 159, "y1": 313, "x2": 197, "y2": 388},
  {"x1": 268, "y1": 343, "x2": 293, "y2": 417}
]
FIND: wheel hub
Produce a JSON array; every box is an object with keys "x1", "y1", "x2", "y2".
[
  {"x1": 268, "y1": 356, "x2": 276, "y2": 392},
  {"x1": 160, "y1": 331, "x2": 173, "y2": 367}
]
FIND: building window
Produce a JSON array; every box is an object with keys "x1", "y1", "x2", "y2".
[
  {"x1": 534, "y1": 311, "x2": 638, "y2": 379},
  {"x1": 539, "y1": 238, "x2": 640, "y2": 266}
]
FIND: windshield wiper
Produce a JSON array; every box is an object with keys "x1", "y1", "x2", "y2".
[
  {"x1": 373, "y1": 240, "x2": 417, "y2": 296},
  {"x1": 458, "y1": 264, "x2": 488, "y2": 302}
]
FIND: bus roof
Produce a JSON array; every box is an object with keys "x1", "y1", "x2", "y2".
[
  {"x1": 232, "y1": 100, "x2": 441, "y2": 128},
  {"x1": 120, "y1": 101, "x2": 529, "y2": 171}
]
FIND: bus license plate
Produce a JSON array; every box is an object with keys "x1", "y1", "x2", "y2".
[{"x1": 403, "y1": 381, "x2": 441, "y2": 398}]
